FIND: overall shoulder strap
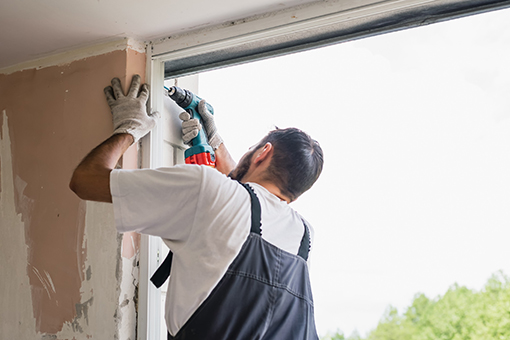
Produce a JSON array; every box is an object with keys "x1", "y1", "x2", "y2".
[
  {"x1": 151, "y1": 250, "x2": 173, "y2": 288},
  {"x1": 240, "y1": 182, "x2": 311, "y2": 262},
  {"x1": 238, "y1": 182, "x2": 262, "y2": 235},
  {"x1": 297, "y1": 219, "x2": 311, "y2": 261}
]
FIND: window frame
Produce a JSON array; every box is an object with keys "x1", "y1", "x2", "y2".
[{"x1": 137, "y1": 1, "x2": 510, "y2": 338}]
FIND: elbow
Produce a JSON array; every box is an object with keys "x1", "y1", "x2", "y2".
[
  {"x1": 69, "y1": 167, "x2": 90, "y2": 200},
  {"x1": 69, "y1": 169, "x2": 85, "y2": 199},
  {"x1": 68, "y1": 166, "x2": 113, "y2": 203}
]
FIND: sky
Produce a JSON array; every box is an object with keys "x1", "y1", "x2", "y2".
[{"x1": 196, "y1": 7, "x2": 510, "y2": 337}]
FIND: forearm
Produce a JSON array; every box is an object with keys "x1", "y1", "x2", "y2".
[
  {"x1": 215, "y1": 143, "x2": 237, "y2": 176},
  {"x1": 70, "y1": 133, "x2": 134, "y2": 203}
]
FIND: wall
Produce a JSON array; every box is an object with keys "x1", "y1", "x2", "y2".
[{"x1": 0, "y1": 40, "x2": 145, "y2": 340}]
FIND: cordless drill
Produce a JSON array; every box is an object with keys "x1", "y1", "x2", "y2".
[{"x1": 167, "y1": 86, "x2": 216, "y2": 167}]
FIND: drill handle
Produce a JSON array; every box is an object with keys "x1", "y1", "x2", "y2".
[
  {"x1": 168, "y1": 86, "x2": 216, "y2": 165},
  {"x1": 185, "y1": 103, "x2": 216, "y2": 165},
  {"x1": 187, "y1": 106, "x2": 210, "y2": 148},
  {"x1": 168, "y1": 86, "x2": 214, "y2": 148}
]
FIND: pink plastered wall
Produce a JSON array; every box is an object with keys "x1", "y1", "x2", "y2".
[{"x1": 0, "y1": 46, "x2": 145, "y2": 339}]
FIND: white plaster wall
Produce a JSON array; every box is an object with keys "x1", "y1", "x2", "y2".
[{"x1": 117, "y1": 251, "x2": 139, "y2": 340}]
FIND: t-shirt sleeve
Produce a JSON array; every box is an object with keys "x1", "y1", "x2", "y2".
[{"x1": 110, "y1": 165, "x2": 205, "y2": 249}]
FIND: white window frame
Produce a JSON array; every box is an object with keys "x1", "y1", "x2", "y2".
[
  {"x1": 138, "y1": 60, "x2": 202, "y2": 340},
  {"x1": 136, "y1": 0, "x2": 510, "y2": 338}
]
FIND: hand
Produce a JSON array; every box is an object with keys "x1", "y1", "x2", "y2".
[
  {"x1": 104, "y1": 75, "x2": 157, "y2": 144},
  {"x1": 197, "y1": 99, "x2": 223, "y2": 150},
  {"x1": 178, "y1": 99, "x2": 223, "y2": 150},
  {"x1": 179, "y1": 111, "x2": 202, "y2": 145}
]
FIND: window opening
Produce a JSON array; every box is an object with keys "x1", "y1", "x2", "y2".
[{"x1": 147, "y1": 6, "x2": 510, "y2": 340}]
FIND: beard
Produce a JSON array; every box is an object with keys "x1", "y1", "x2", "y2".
[{"x1": 228, "y1": 148, "x2": 256, "y2": 182}]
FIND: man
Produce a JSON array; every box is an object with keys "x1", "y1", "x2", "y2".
[{"x1": 70, "y1": 75, "x2": 323, "y2": 339}]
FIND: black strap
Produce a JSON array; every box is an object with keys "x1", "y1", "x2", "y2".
[
  {"x1": 238, "y1": 182, "x2": 262, "y2": 235},
  {"x1": 298, "y1": 219, "x2": 311, "y2": 261},
  {"x1": 241, "y1": 182, "x2": 310, "y2": 261},
  {"x1": 150, "y1": 250, "x2": 173, "y2": 288}
]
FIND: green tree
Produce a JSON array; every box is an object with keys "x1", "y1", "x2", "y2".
[
  {"x1": 321, "y1": 329, "x2": 364, "y2": 340},
  {"x1": 414, "y1": 284, "x2": 476, "y2": 340},
  {"x1": 321, "y1": 330, "x2": 346, "y2": 340},
  {"x1": 324, "y1": 273, "x2": 510, "y2": 340},
  {"x1": 348, "y1": 329, "x2": 363, "y2": 340},
  {"x1": 366, "y1": 305, "x2": 415, "y2": 340},
  {"x1": 362, "y1": 271, "x2": 510, "y2": 340},
  {"x1": 470, "y1": 271, "x2": 510, "y2": 339}
]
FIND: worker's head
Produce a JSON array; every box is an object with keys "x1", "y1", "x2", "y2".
[{"x1": 230, "y1": 127, "x2": 323, "y2": 202}]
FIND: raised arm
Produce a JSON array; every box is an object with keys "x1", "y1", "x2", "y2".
[
  {"x1": 69, "y1": 133, "x2": 133, "y2": 202},
  {"x1": 214, "y1": 143, "x2": 237, "y2": 176},
  {"x1": 69, "y1": 75, "x2": 156, "y2": 202}
]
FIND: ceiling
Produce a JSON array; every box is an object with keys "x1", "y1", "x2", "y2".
[
  {"x1": 0, "y1": 0, "x2": 318, "y2": 70},
  {"x1": 3, "y1": 0, "x2": 510, "y2": 71}
]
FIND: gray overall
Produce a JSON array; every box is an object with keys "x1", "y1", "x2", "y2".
[{"x1": 151, "y1": 182, "x2": 319, "y2": 340}]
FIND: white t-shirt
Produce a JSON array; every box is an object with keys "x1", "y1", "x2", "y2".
[{"x1": 110, "y1": 164, "x2": 313, "y2": 336}]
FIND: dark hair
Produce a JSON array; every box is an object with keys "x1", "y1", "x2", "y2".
[{"x1": 257, "y1": 127, "x2": 323, "y2": 201}]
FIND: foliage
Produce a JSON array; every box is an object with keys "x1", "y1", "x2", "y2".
[
  {"x1": 321, "y1": 329, "x2": 362, "y2": 340},
  {"x1": 321, "y1": 330, "x2": 346, "y2": 340},
  {"x1": 324, "y1": 271, "x2": 510, "y2": 340}
]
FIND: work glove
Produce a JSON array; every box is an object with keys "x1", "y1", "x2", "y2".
[
  {"x1": 178, "y1": 99, "x2": 223, "y2": 150},
  {"x1": 179, "y1": 111, "x2": 202, "y2": 145},
  {"x1": 104, "y1": 75, "x2": 157, "y2": 144}
]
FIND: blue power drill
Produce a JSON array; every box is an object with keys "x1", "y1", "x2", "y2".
[{"x1": 167, "y1": 86, "x2": 216, "y2": 167}]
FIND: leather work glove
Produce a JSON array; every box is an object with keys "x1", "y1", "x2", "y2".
[
  {"x1": 104, "y1": 75, "x2": 157, "y2": 144},
  {"x1": 178, "y1": 99, "x2": 223, "y2": 150}
]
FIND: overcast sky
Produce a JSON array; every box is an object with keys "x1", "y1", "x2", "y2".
[{"x1": 198, "y1": 7, "x2": 510, "y2": 337}]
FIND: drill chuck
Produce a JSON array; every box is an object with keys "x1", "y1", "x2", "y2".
[{"x1": 168, "y1": 86, "x2": 194, "y2": 108}]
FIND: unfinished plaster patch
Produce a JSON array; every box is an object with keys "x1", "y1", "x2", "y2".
[
  {"x1": 31, "y1": 266, "x2": 57, "y2": 300},
  {"x1": 116, "y1": 251, "x2": 139, "y2": 339},
  {"x1": 14, "y1": 174, "x2": 34, "y2": 222},
  {"x1": 0, "y1": 49, "x2": 141, "y2": 335},
  {"x1": 0, "y1": 45, "x2": 146, "y2": 338},
  {"x1": 71, "y1": 297, "x2": 93, "y2": 333},
  {"x1": 0, "y1": 110, "x2": 38, "y2": 339},
  {"x1": 56, "y1": 201, "x2": 119, "y2": 340},
  {"x1": 122, "y1": 232, "x2": 141, "y2": 258},
  {"x1": 114, "y1": 232, "x2": 139, "y2": 340}
]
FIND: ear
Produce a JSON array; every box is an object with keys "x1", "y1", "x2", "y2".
[{"x1": 254, "y1": 142, "x2": 273, "y2": 164}]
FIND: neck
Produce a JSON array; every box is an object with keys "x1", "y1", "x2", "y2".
[{"x1": 242, "y1": 176, "x2": 290, "y2": 203}]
